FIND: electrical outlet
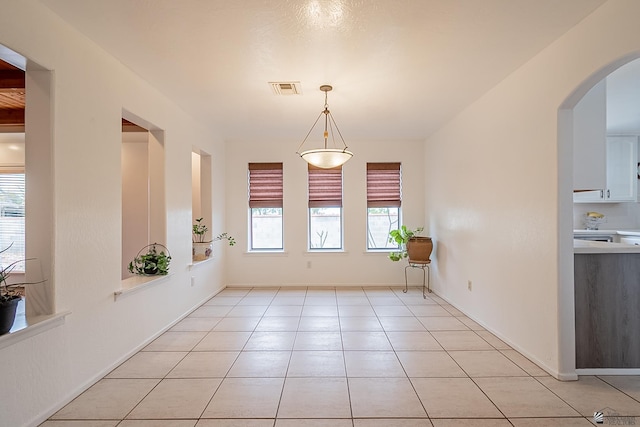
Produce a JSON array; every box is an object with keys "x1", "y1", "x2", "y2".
[
  {"x1": 191, "y1": 276, "x2": 195, "y2": 287},
  {"x1": 467, "y1": 280, "x2": 472, "y2": 291},
  {"x1": 307, "y1": 261, "x2": 312, "y2": 269}
]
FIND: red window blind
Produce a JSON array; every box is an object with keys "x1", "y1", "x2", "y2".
[
  {"x1": 248, "y1": 163, "x2": 283, "y2": 208},
  {"x1": 308, "y1": 165, "x2": 342, "y2": 208},
  {"x1": 367, "y1": 162, "x2": 401, "y2": 207}
]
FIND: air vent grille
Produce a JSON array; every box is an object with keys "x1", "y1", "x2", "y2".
[{"x1": 269, "y1": 81, "x2": 302, "y2": 95}]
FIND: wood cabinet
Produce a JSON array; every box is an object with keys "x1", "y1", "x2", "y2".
[{"x1": 575, "y1": 253, "x2": 640, "y2": 368}]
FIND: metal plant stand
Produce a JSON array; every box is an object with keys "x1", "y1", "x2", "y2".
[{"x1": 404, "y1": 260, "x2": 431, "y2": 298}]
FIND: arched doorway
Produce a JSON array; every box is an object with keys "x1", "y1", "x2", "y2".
[{"x1": 558, "y1": 53, "x2": 640, "y2": 377}]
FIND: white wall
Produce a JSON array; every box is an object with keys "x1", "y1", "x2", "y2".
[
  {"x1": 0, "y1": 133, "x2": 25, "y2": 166},
  {"x1": 425, "y1": 0, "x2": 640, "y2": 379},
  {"x1": 225, "y1": 138, "x2": 425, "y2": 286},
  {"x1": 0, "y1": 2, "x2": 228, "y2": 426},
  {"x1": 121, "y1": 134, "x2": 149, "y2": 279}
]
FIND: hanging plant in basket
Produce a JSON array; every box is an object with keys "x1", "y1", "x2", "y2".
[{"x1": 128, "y1": 243, "x2": 172, "y2": 276}]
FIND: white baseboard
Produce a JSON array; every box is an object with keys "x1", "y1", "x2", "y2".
[
  {"x1": 577, "y1": 368, "x2": 640, "y2": 375},
  {"x1": 225, "y1": 283, "x2": 408, "y2": 288},
  {"x1": 27, "y1": 286, "x2": 225, "y2": 427},
  {"x1": 434, "y1": 293, "x2": 576, "y2": 381}
]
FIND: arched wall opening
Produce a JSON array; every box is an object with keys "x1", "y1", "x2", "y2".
[{"x1": 557, "y1": 52, "x2": 640, "y2": 376}]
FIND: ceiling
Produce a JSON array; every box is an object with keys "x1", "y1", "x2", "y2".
[
  {"x1": 0, "y1": 60, "x2": 25, "y2": 127},
  {"x1": 8, "y1": 1, "x2": 610, "y2": 141}
]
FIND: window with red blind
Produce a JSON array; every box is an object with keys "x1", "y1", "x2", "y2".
[
  {"x1": 308, "y1": 165, "x2": 342, "y2": 249},
  {"x1": 367, "y1": 162, "x2": 401, "y2": 207},
  {"x1": 248, "y1": 163, "x2": 283, "y2": 208},
  {"x1": 308, "y1": 165, "x2": 342, "y2": 208},
  {"x1": 248, "y1": 163, "x2": 284, "y2": 250},
  {"x1": 366, "y1": 162, "x2": 401, "y2": 249}
]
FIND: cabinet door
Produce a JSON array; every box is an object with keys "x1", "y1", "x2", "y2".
[
  {"x1": 573, "y1": 81, "x2": 606, "y2": 194},
  {"x1": 606, "y1": 136, "x2": 638, "y2": 201}
]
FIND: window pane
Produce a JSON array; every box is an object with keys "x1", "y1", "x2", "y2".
[
  {"x1": 0, "y1": 174, "x2": 25, "y2": 271},
  {"x1": 367, "y1": 207, "x2": 399, "y2": 249},
  {"x1": 251, "y1": 207, "x2": 283, "y2": 249},
  {"x1": 309, "y1": 207, "x2": 342, "y2": 249}
]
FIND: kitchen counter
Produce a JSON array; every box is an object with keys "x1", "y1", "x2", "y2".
[
  {"x1": 574, "y1": 239, "x2": 640, "y2": 254},
  {"x1": 574, "y1": 229, "x2": 640, "y2": 253},
  {"x1": 573, "y1": 229, "x2": 640, "y2": 236},
  {"x1": 575, "y1": 251, "x2": 640, "y2": 368}
]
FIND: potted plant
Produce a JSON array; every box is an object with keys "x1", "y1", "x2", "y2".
[
  {"x1": 192, "y1": 218, "x2": 236, "y2": 261},
  {"x1": 388, "y1": 226, "x2": 433, "y2": 263},
  {"x1": 128, "y1": 243, "x2": 171, "y2": 275},
  {"x1": 0, "y1": 243, "x2": 45, "y2": 335}
]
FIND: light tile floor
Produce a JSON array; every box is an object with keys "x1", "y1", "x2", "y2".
[{"x1": 42, "y1": 287, "x2": 640, "y2": 427}]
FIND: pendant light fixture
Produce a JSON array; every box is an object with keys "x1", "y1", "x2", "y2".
[{"x1": 297, "y1": 84, "x2": 353, "y2": 168}]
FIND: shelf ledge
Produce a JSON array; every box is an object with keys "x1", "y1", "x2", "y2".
[
  {"x1": 114, "y1": 274, "x2": 172, "y2": 301},
  {"x1": 0, "y1": 309, "x2": 70, "y2": 351}
]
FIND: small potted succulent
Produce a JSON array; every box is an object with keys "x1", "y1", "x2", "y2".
[
  {"x1": 128, "y1": 243, "x2": 171, "y2": 275},
  {"x1": 192, "y1": 218, "x2": 235, "y2": 261},
  {"x1": 388, "y1": 226, "x2": 433, "y2": 263}
]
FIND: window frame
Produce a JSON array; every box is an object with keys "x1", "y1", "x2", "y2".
[
  {"x1": 366, "y1": 162, "x2": 402, "y2": 251},
  {"x1": 248, "y1": 163, "x2": 284, "y2": 251},
  {"x1": 0, "y1": 169, "x2": 26, "y2": 272},
  {"x1": 307, "y1": 165, "x2": 343, "y2": 251}
]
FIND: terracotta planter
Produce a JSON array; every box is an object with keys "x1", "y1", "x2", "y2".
[
  {"x1": 406, "y1": 237, "x2": 433, "y2": 263},
  {"x1": 0, "y1": 297, "x2": 20, "y2": 335},
  {"x1": 193, "y1": 242, "x2": 213, "y2": 261}
]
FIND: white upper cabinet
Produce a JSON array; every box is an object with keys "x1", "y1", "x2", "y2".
[
  {"x1": 573, "y1": 80, "x2": 606, "y2": 197},
  {"x1": 573, "y1": 80, "x2": 638, "y2": 203},
  {"x1": 606, "y1": 136, "x2": 637, "y2": 201}
]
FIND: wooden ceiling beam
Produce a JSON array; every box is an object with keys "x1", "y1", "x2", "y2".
[
  {"x1": 0, "y1": 70, "x2": 25, "y2": 89},
  {"x1": 0, "y1": 108, "x2": 25, "y2": 125}
]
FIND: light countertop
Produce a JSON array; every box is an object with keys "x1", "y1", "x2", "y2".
[
  {"x1": 574, "y1": 239, "x2": 640, "y2": 254},
  {"x1": 573, "y1": 229, "x2": 640, "y2": 235}
]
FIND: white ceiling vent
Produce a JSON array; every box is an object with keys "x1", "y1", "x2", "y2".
[{"x1": 269, "y1": 81, "x2": 302, "y2": 95}]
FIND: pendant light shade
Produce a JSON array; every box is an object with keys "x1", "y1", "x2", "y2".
[
  {"x1": 300, "y1": 149, "x2": 353, "y2": 169},
  {"x1": 297, "y1": 85, "x2": 353, "y2": 168}
]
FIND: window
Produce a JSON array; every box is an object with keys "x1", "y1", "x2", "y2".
[
  {"x1": 0, "y1": 172, "x2": 25, "y2": 271},
  {"x1": 308, "y1": 165, "x2": 342, "y2": 250},
  {"x1": 248, "y1": 163, "x2": 283, "y2": 250},
  {"x1": 367, "y1": 162, "x2": 401, "y2": 250}
]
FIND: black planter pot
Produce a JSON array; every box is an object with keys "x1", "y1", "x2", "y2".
[
  {"x1": 143, "y1": 266, "x2": 159, "y2": 275},
  {"x1": 0, "y1": 297, "x2": 20, "y2": 335}
]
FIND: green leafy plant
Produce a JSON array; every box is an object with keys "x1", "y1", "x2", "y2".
[
  {"x1": 192, "y1": 217, "x2": 209, "y2": 243},
  {"x1": 388, "y1": 226, "x2": 424, "y2": 261},
  {"x1": 213, "y1": 232, "x2": 236, "y2": 246},
  {"x1": 0, "y1": 243, "x2": 44, "y2": 303},
  {"x1": 128, "y1": 243, "x2": 172, "y2": 275},
  {"x1": 193, "y1": 218, "x2": 236, "y2": 246}
]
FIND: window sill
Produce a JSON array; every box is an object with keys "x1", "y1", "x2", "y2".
[
  {"x1": 305, "y1": 250, "x2": 349, "y2": 255},
  {"x1": 244, "y1": 251, "x2": 288, "y2": 256},
  {"x1": 0, "y1": 298, "x2": 69, "y2": 351},
  {"x1": 114, "y1": 274, "x2": 172, "y2": 301},
  {"x1": 189, "y1": 257, "x2": 215, "y2": 268}
]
